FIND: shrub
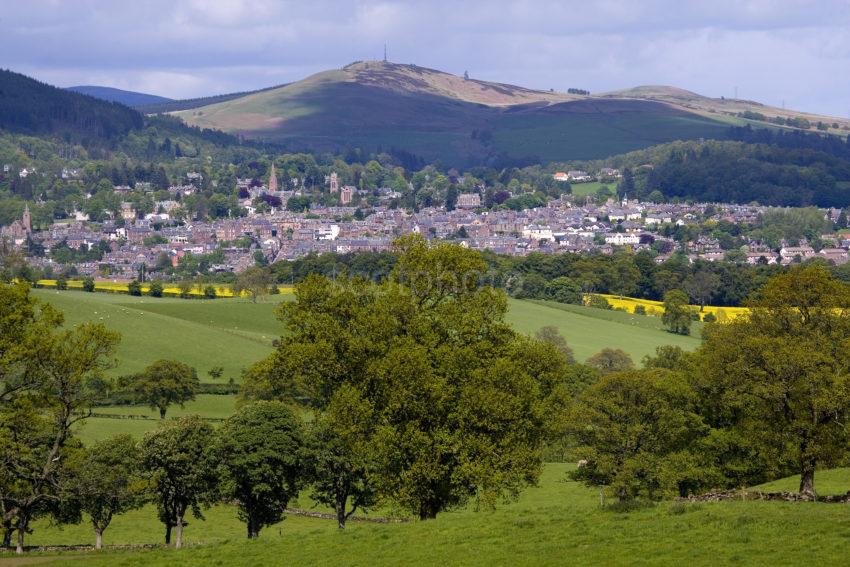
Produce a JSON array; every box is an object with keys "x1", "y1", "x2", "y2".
[
  {"x1": 633, "y1": 305, "x2": 646, "y2": 316},
  {"x1": 586, "y1": 295, "x2": 612, "y2": 310},
  {"x1": 127, "y1": 280, "x2": 142, "y2": 296},
  {"x1": 702, "y1": 312, "x2": 717, "y2": 323},
  {"x1": 178, "y1": 281, "x2": 193, "y2": 299},
  {"x1": 269, "y1": 285, "x2": 281, "y2": 295},
  {"x1": 203, "y1": 285, "x2": 217, "y2": 299},
  {"x1": 82, "y1": 277, "x2": 96, "y2": 292},
  {"x1": 148, "y1": 280, "x2": 164, "y2": 298},
  {"x1": 55, "y1": 277, "x2": 68, "y2": 290}
]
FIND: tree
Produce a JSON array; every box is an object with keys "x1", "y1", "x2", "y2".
[
  {"x1": 141, "y1": 416, "x2": 218, "y2": 548},
  {"x1": 586, "y1": 348, "x2": 634, "y2": 374},
  {"x1": 546, "y1": 277, "x2": 581, "y2": 304},
  {"x1": 203, "y1": 285, "x2": 217, "y2": 299},
  {"x1": 566, "y1": 369, "x2": 709, "y2": 501},
  {"x1": 303, "y1": 384, "x2": 376, "y2": 529},
  {"x1": 683, "y1": 269, "x2": 720, "y2": 311},
  {"x1": 244, "y1": 235, "x2": 546, "y2": 520},
  {"x1": 232, "y1": 267, "x2": 272, "y2": 303},
  {"x1": 121, "y1": 360, "x2": 199, "y2": 419},
  {"x1": 82, "y1": 277, "x2": 95, "y2": 292},
  {"x1": 692, "y1": 265, "x2": 850, "y2": 498},
  {"x1": 534, "y1": 326, "x2": 575, "y2": 364},
  {"x1": 178, "y1": 281, "x2": 193, "y2": 299},
  {"x1": 55, "y1": 276, "x2": 68, "y2": 290},
  {"x1": 662, "y1": 289, "x2": 692, "y2": 335},
  {"x1": 208, "y1": 366, "x2": 223, "y2": 381},
  {"x1": 148, "y1": 280, "x2": 163, "y2": 298},
  {"x1": 216, "y1": 402, "x2": 303, "y2": 538},
  {"x1": 0, "y1": 284, "x2": 119, "y2": 553},
  {"x1": 69, "y1": 434, "x2": 145, "y2": 549},
  {"x1": 127, "y1": 279, "x2": 142, "y2": 296}
]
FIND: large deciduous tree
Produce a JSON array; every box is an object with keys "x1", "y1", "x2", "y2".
[
  {"x1": 0, "y1": 283, "x2": 119, "y2": 553},
  {"x1": 216, "y1": 402, "x2": 303, "y2": 539},
  {"x1": 692, "y1": 265, "x2": 850, "y2": 498},
  {"x1": 566, "y1": 369, "x2": 710, "y2": 501},
  {"x1": 69, "y1": 434, "x2": 145, "y2": 549},
  {"x1": 662, "y1": 289, "x2": 692, "y2": 335},
  {"x1": 244, "y1": 235, "x2": 547, "y2": 520},
  {"x1": 121, "y1": 359, "x2": 199, "y2": 419},
  {"x1": 141, "y1": 416, "x2": 218, "y2": 548}
]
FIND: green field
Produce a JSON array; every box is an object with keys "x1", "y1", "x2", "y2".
[
  {"x1": 11, "y1": 465, "x2": 850, "y2": 566},
  {"x1": 31, "y1": 289, "x2": 283, "y2": 381},
  {"x1": 34, "y1": 290, "x2": 698, "y2": 382}
]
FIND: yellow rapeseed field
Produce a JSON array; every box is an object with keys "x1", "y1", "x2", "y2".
[
  {"x1": 36, "y1": 280, "x2": 293, "y2": 298},
  {"x1": 593, "y1": 294, "x2": 749, "y2": 321}
]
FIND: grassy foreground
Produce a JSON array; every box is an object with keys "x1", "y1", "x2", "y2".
[{"x1": 9, "y1": 465, "x2": 850, "y2": 566}]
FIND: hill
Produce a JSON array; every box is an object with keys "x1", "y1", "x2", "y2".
[
  {"x1": 66, "y1": 85, "x2": 173, "y2": 107},
  {"x1": 175, "y1": 61, "x2": 732, "y2": 166},
  {"x1": 135, "y1": 83, "x2": 290, "y2": 114},
  {"x1": 26, "y1": 464, "x2": 850, "y2": 565},
  {"x1": 603, "y1": 84, "x2": 850, "y2": 136},
  {"x1": 0, "y1": 69, "x2": 143, "y2": 145}
]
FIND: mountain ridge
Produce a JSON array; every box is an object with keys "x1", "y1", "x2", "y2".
[{"x1": 66, "y1": 85, "x2": 173, "y2": 107}]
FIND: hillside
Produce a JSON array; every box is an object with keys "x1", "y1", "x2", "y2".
[
  {"x1": 175, "y1": 61, "x2": 732, "y2": 166},
  {"x1": 603, "y1": 85, "x2": 850, "y2": 135},
  {"x1": 66, "y1": 85, "x2": 173, "y2": 107},
  {"x1": 0, "y1": 69, "x2": 143, "y2": 145}
]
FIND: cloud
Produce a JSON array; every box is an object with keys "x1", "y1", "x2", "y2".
[{"x1": 1, "y1": 0, "x2": 848, "y2": 116}]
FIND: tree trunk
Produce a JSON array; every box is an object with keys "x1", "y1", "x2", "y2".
[
  {"x1": 247, "y1": 517, "x2": 259, "y2": 539},
  {"x1": 800, "y1": 463, "x2": 816, "y2": 499},
  {"x1": 95, "y1": 528, "x2": 103, "y2": 550},
  {"x1": 164, "y1": 523, "x2": 172, "y2": 545},
  {"x1": 2, "y1": 524, "x2": 11, "y2": 548},
  {"x1": 159, "y1": 407, "x2": 166, "y2": 419},
  {"x1": 175, "y1": 516, "x2": 183, "y2": 549},
  {"x1": 336, "y1": 500, "x2": 347, "y2": 529},
  {"x1": 418, "y1": 501, "x2": 438, "y2": 521},
  {"x1": 15, "y1": 522, "x2": 24, "y2": 555}
]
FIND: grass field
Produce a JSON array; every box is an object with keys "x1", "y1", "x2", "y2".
[{"x1": 10, "y1": 464, "x2": 850, "y2": 566}]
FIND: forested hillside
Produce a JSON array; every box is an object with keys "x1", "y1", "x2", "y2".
[{"x1": 0, "y1": 69, "x2": 143, "y2": 146}]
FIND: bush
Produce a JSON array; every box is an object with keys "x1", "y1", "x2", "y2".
[
  {"x1": 269, "y1": 284, "x2": 280, "y2": 295},
  {"x1": 82, "y1": 277, "x2": 95, "y2": 292},
  {"x1": 55, "y1": 277, "x2": 68, "y2": 290},
  {"x1": 203, "y1": 285, "x2": 217, "y2": 299},
  {"x1": 633, "y1": 305, "x2": 646, "y2": 316},
  {"x1": 178, "y1": 281, "x2": 193, "y2": 299},
  {"x1": 586, "y1": 295, "x2": 612, "y2": 310},
  {"x1": 148, "y1": 280, "x2": 164, "y2": 298},
  {"x1": 127, "y1": 280, "x2": 142, "y2": 296},
  {"x1": 702, "y1": 312, "x2": 717, "y2": 323}
]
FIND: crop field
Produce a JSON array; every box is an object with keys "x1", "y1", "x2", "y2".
[
  {"x1": 593, "y1": 294, "x2": 749, "y2": 321},
  {"x1": 11, "y1": 465, "x2": 850, "y2": 566}
]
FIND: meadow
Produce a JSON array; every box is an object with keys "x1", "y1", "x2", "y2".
[{"x1": 11, "y1": 465, "x2": 850, "y2": 566}]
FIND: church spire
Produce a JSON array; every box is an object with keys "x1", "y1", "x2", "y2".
[
  {"x1": 22, "y1": 203, "x2": 32, "y2": 233},
  {"x1": 268, "y1": 163, "x2": 278, "y2": 192}
]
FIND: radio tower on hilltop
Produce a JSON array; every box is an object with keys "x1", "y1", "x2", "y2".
[{"x1": 383, "y1": 43, "x2": 388, "y2": 62}]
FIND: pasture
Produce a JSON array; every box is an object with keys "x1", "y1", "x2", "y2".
[{"x1": 12, "y1": 465, "x2": 850, "y2": 566}]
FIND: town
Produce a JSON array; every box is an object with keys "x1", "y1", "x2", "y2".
[{"x1": 3, "y1": 163, "x2": 849, "y2": 281}]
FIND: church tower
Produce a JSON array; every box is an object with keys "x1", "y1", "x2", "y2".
[
  {"x1": 268, "y1": 163, "x2": 278, "y2": 192},
  {"x1": 329, "y1": 172, "x2": 339, "y2": 193},
  {"x1": 22, "y1": 204, "x2": 32, "y2": 233}
]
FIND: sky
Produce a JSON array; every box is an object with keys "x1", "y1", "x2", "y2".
[{"x1": 2, "y1": 0, "x2": 849, "y2": 117}]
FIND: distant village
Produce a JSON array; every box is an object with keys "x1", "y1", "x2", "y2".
[{"x1": 3, "y1": 164, "x2": 849, "y2": 281}]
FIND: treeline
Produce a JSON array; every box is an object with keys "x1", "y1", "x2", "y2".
[{"x1": 267, "y1": 248, "x2": 850, "y2": 308}]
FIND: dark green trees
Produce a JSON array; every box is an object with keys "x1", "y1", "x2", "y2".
[
  {"x1": 662, "y1": 289, "x2": 692, "y2": 335},
  {"x1": 216, "y1": 402, "x2": 303, "y2": 539},
  {"x1": 122, "y1": 359, "x2": 199, "y2": 419},
  {"x1": 70, "y1": 435, "x2": 145, "y2": 549},
  {"x1": 141, "y1": 416, "x2": 218, "y2": 548}
]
